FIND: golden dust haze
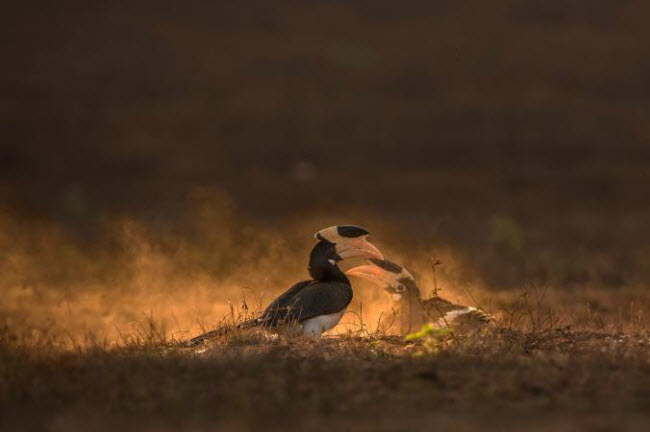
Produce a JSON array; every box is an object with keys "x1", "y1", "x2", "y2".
[{"x1": 0, "y1": 188, "x2": 479, "y2": 348}]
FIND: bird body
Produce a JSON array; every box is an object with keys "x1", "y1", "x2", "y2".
[
  {"x1": 186, "y1": 225, "x2": 382, "y2": 345},
  {"x1": 302, "y1": 309, "x2": 347, "y2": 337},
  {"x1": 347, "y1": 258, "x2": 493, "y2": 335},
  {"x1": 419, "y1": 296, "x2": 493, "y2": 331},
  {"x1": 254, "y1": 279, "x2": 353, "y2": 332}
]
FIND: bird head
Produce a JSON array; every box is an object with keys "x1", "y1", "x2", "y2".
[
  {"x1": 313, "y1": 225, "x2": 384, "y2": 261},
  {"x1": 345, "y1": 257, "x2": 420, "y2": 302},
  {"x1": 309, "y1": 225, "x2": 384, "y2": 280}
]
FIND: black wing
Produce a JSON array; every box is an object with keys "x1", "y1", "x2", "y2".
[
  {"x1": 258, "y1": 280, "x2": 312, "y2": 326},
  {"x1": 272, "y1": 281, "x2": 353, "y2": 324}
]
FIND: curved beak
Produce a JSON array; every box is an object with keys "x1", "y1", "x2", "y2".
[
  {"x1": 346, "y1": 264, "x2": 406, "y2": 302},
  {"x1": 345, "y1": 264, "x2": 392, "y2": 288},
  {"x1": 334, "y1": 237, "x2": 384, "y2": 261}
]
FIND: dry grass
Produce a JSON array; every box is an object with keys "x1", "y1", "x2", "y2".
[
  {"x1": 3, "y1": 295, "x2": 650, "y2": 432},
  {"x1": 1, "y1": 197, "x2": 649, "y2": 431},
  {"x1": 1, "y1": 206, "x2": 650, "y2": 431}
]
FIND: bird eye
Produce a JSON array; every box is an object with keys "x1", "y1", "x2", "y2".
[
  {"x1": 396, "y1": 283, "x2": 406, "y2": 292},
  {"x1": 328, "y1": 259, "x2": 336, "y2": 265}
]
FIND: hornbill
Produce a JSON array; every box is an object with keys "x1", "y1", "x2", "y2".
[
  {"x1": 186, "y1": 225, "x2": 383, "y2": 346},
  {"x1": 346, "y1": 258, "x2": 493, "y2": 335}
]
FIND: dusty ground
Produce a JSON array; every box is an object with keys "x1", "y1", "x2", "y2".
[
  {"x1": 1, "y1": 201, "x2": 650, "y2": 432},
  {"x1": 3, "y1": 314, "x2": 650, "y2": 431}
]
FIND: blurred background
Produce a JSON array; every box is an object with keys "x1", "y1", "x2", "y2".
[{"x1": 1, "y1": 1, "x2": 649, "y2": 339}]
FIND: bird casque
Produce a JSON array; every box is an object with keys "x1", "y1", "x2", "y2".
[{"x1": 346, "y1": 258, "x2": 493, "y2": 334}]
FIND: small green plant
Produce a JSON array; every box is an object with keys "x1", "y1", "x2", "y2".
[
  {"x1": 405, "y1": 323, "x2": 453, "y2": 341},
  {"x1": 405, "y1": 323, "x2": 454, "y2": 355}
]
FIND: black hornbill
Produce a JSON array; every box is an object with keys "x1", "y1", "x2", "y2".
[
  {"x1": 346, "y1": 258, "x2": 493, "y2": 335},
  {"x1": 186, "y1": 225, "x2": 383, "y2": 345}
]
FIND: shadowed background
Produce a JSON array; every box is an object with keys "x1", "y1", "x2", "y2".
[
  {"x1": 2, "y1": 1, "x2": 650, "y2": 340},
  {"x1": 4, "y1": 4, "x2": 650, "y2": 432}
]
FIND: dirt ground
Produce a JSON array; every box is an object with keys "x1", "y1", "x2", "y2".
[{"x1": 3, "y1": 323, "x2": 650, "y2": 432}]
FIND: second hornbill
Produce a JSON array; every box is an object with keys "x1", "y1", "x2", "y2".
[
  {"x1": 346, "y1": 258, "x2": 493, "y2": 335},
  {"x1": 186, "y1": 225, "x2": 383, "y2": 345}
]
